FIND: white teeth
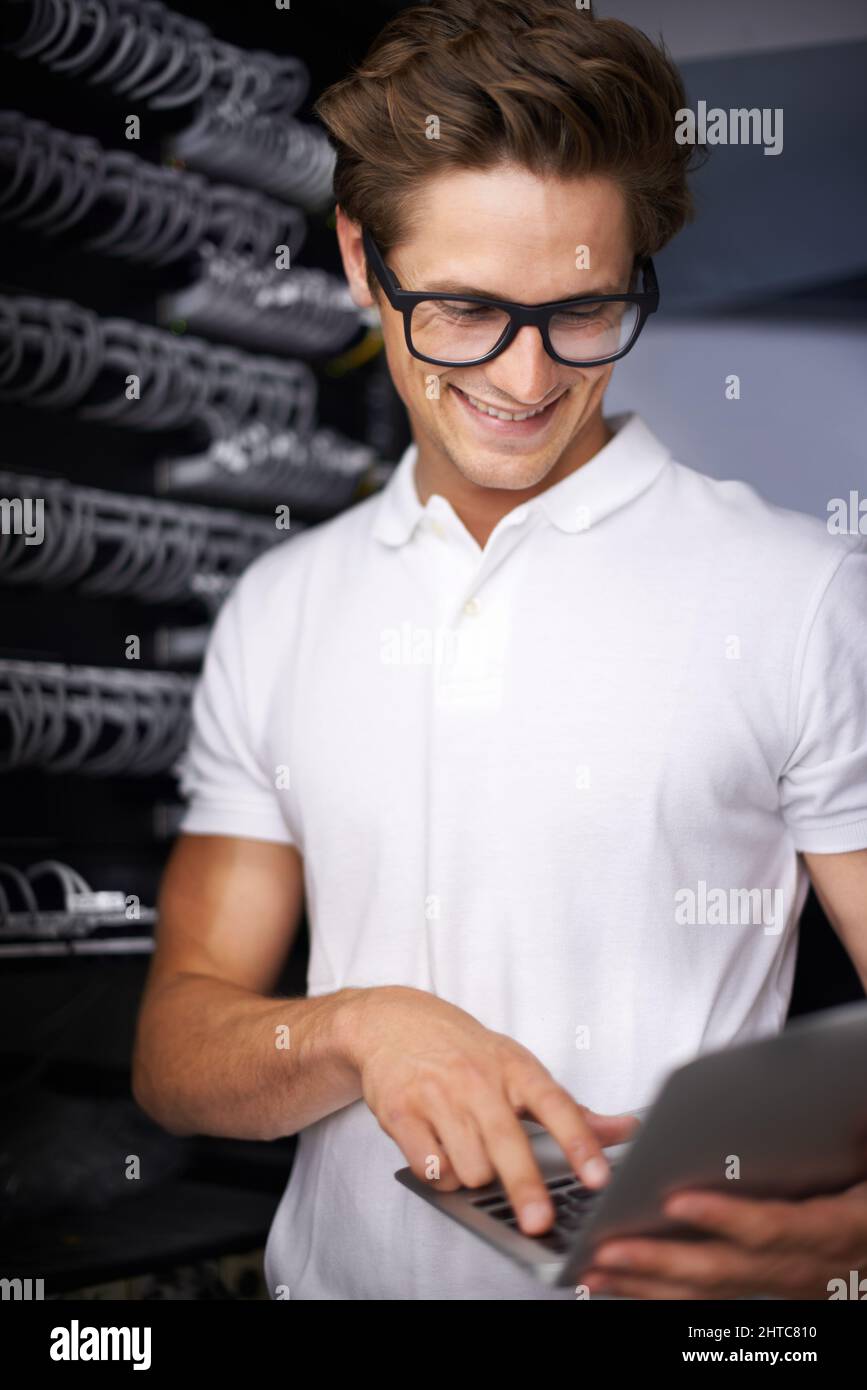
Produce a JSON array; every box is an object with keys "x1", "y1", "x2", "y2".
[{"x1": 461, "y1": 389, "x2": 551, "y2": 421}]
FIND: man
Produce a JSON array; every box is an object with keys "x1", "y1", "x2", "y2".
[{"x1": 132, "y1": 0, "x2": 867, "y2": 1300}]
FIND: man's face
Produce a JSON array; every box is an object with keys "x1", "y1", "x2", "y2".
[{"x1": 339, "y1": 164, "x2": 635, "y2": 492}]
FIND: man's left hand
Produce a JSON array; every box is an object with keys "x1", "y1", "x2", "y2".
[{"x1": 581, "y1": 1180, "x2": 867, "y2": 1299}]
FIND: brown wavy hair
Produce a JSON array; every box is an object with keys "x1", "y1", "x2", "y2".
[{"x1": 314, "y1": 0, "x2": 702, "y2": 288}]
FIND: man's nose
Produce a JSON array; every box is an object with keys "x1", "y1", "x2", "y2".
[{"x1": 483, "y1": 323, "x2": 562, "y2": 404}]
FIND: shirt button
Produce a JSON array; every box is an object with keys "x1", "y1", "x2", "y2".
[
  {"x1": 431, "y1": 520, "x2": 446, "y2": 539},
  {"x1": 463, "y1": 598, "x2": 481, "y2": 616}
]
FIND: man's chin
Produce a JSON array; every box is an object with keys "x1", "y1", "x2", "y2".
[{"x1": 438, "y1": 437, "x2": 566, "y2": 492}]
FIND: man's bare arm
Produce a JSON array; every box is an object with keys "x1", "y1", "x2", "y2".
[
  {"x1": 803, "y1": 846, "x2": 867, "y2": 991},
  {"x1": 133, "y1": 832, "x2": 637, "y2": 1233},
  {"x1": 132, "y1": 834, "x2": 365, "y2": 1140}
]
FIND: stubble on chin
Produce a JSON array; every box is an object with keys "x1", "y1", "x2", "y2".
[{"x1": 445, "y1": 447, "x2": 561, "y2": 492}]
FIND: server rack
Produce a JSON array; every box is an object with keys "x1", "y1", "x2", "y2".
[{"x1": 0, "y1": 0, "x2": 407, "y2": 1298}]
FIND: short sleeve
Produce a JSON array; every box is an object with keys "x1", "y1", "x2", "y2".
[
  {"x1": 177, "y1": 572, "x2": 294, "y2": 845},
  {"x1": 779, "y1": 542, "x2": 867, "y2": 852}
]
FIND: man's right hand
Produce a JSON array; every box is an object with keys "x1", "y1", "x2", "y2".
[{"x1": 342, "y1": 985, "x2": 640, "y2": 1235}]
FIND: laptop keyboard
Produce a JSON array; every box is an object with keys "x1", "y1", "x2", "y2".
[{"x1": 471, "y1": 1174, "x2": 602, "y2": 1254}]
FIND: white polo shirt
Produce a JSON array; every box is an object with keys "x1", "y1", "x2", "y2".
[{"x1": 179, "y1": 412, "x2": 867, "y2": 1301}]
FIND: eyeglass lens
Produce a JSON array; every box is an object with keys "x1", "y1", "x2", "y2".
[{"x1": 408, "y1": 297, "x2": 640, "y2": 363}]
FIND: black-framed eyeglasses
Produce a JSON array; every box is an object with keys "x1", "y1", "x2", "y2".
[{"x1": 362, "y1": 227, "x2": 659, "y2": 369}]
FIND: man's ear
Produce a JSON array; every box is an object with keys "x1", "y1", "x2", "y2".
[{"x1": 335, "y1": 205, "x2": 376, "y2": 309}]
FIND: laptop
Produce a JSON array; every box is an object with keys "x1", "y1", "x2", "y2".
[{"x1": 394, "y1": 1000, "x2": 867, "y2": 1287}]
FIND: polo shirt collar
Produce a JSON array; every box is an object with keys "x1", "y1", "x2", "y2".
[{"x1": 372, "y1": 412, "x2": 671, "y2": 547}]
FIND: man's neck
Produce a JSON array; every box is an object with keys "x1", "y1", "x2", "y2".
[{"x1": 413, "y1": 410, "x2": 613, "y2": 548}]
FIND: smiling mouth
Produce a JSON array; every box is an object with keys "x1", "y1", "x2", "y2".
[{"x1": 450, "y1": 384, "x2": 564, "y2": 422}]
